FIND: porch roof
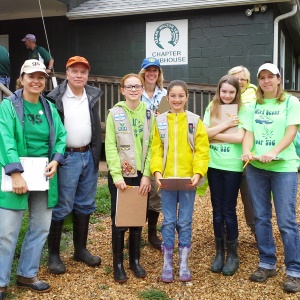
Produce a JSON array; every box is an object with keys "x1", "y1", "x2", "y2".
[{"x1": 66, "y1": 0, "x2": 292, "y2": 19}]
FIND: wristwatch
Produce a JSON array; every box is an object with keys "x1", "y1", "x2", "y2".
[{"x1": 47, "y1": 68, "x2": 53, "y2": 71}]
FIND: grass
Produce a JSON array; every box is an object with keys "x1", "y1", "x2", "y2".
[{"x1": 139, "y1": 289, "x2": 171, "y2": 300}]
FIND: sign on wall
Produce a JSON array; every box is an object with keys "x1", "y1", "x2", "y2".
[{"x1": 146, "y1": 19, "x2": 188, "y2": 66}]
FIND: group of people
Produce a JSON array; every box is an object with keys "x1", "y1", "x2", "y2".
[{"x1": 0, "y1": 52, "x2": 300, "y2": 300}]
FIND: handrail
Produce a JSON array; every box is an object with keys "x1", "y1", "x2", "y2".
[
  {"x1": 50, "y1": 73, "x2": 218, "y2": 120},
  {"x1": 0, "y1": 82, "x2": 13, "y2": 101}
]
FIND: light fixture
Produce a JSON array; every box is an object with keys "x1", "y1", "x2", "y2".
[{"x1": 245, "y1": 4, "x2": 268, "y2": 17}]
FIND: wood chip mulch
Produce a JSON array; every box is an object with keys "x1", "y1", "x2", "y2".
[{"x1": 6, "y1": 179, "x2": 300, "y2": 300}]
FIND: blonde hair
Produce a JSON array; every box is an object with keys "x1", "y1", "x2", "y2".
[
  {"x1": 210, "y1": 75, "x2": 242, "y2": 119},
  {"x1": 228, "y1": 65, "x2": 251, "y2": 82},
  {"x1": 139, "y1": 66, "x2": 164, "y2": 90}
]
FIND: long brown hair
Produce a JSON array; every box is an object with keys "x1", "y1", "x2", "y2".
[{"x1": 210, "y1": 75, "x2": 242, "y2": 119}]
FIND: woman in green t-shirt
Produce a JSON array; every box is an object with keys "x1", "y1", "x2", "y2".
[
  {"x1": 242, "y1": 63, "x2": 300, "y2": 293},
  {"x1": 0, "y1": 59, "x2": 66, "y2": 298},
  {"x1": 203, "y1": 75, "x2": 246, "y2": 276}
]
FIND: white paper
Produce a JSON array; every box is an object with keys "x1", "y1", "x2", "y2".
[{"x1": 1, "y1": 157, "x2": 49, "y2": 192}]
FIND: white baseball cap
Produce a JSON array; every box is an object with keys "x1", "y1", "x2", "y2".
[
  {"x1": 257, "y1": 63, "x2": 280, "y2": 78},
  {"x1": 20, "y1": 59, "x2": 48, "y2": 76}
]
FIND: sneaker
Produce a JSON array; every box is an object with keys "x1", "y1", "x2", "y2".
[
  {"x1": 250, "y1": 267, "x2": 276, "y2": 282},
  {"x1": 284, "y1": 276, "x2": 300, "y2": 293}
]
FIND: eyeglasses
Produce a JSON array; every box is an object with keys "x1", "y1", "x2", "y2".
[
  {"x1": 123, "y1": 84, "x2": 143, "y2": 91},
  {"x1": 237, "y1": 78, "x2": 248, "y2": 83}
]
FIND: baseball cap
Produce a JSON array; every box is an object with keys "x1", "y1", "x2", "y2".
[
  {"x1": 66, "y1": 56, "x2": 91, "y2": 70},
  {"x1": 20, "y1": 59, "x2": 48, "y2": 76},
  {"x1": 141, "y1": 57, "x2": 161, "y2": 69},
  {"x1": 21, "y1": 34, "x2": 36, "y2": 42},
  {"x1": 257, "y1": 63, "x2": 280, "y2": 78}
]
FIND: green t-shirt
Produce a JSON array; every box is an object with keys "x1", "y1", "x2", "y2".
[
  {"x1": 28, "y1": 45, "x2": 52, "y2": 66},
  {"x1": 23, "y1": 99, "x2": 50, "y2": 157},
  {"x1": 203, "y1": 104, "x2": 246, "y2": 172},
  {"x1": 0, "y1": 45, "x2": 11, "y2": 76},
  {"x1": 243, "y1": 94, "x2": 300, "y2": 172}
]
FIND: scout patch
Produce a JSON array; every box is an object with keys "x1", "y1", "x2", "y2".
[
  {"x1": 114, "y1": 113, "x2": 126, "y2": 121},
  {"x1": 146, "y1": 109, "x2": 151, "y2": 119},
  {"x1": 120, "y1": 145, "x2": 130, "y2": 151},
  {"x1": 122, "y1": 161, "x2": 136, "y2": 176},
  {"x1": 157, "y1": 122, "x2": 167, "y2": 130}
]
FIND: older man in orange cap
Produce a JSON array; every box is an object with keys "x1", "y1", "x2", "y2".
[{"x1": 46, "y1": 56, "x2": 103, "y2": 274}]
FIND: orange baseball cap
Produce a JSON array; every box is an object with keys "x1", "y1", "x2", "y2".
[{"x1": 66, "y1": 56, "x2": 91, "y2": 70}]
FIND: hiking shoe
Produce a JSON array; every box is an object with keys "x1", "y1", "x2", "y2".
[
  {"x1": 284, "y1": 276, "x2": 300, "y2": 293},
  {"x1": 250, "y1": 267, "x2": 276, "y2": 282}
]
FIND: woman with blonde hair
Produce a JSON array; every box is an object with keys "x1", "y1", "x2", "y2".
[{"x1": 138, "y1": 57, "x2": 167, "y2": 249}]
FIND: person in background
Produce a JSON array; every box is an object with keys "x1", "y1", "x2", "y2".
[
  {"x1": 0, "y1": 59, "x2": 66, "y2": 299},
  {"x1": 22, "y1": 34, "x2": 54, "y2": 74},
  {"x1": 138, "y1": 57, "x2": 167, "y2": 249},
  {"x1": 151, "y1": 80, "x2": 209, "y2": 282},
  {"x1": 203, "y1": 75, "x2": 245, "y2": 276},
  {"x1": 228, "y1": 66, "x2": 257, "y2": 236},
  {"x1": 242, "y1": 63, "x2": 300, "y2": 293},
  {"x1": 105, "y1": 73, "x2": 154, "y2": 283},
  {"x1": 0, "y1": 45, "x2": 11, "y2": 89},
  {"x1": 46, "y1": 56, "x2": 103, "y2": 275}
]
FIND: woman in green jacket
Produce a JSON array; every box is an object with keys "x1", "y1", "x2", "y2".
[{"x1": 0, "y1": 59, "x2": 66, "y2": 299}]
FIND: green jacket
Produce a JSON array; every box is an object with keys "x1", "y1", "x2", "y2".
[{"x1": 0, "y1": 89, "x2": 67, "y2": 210}]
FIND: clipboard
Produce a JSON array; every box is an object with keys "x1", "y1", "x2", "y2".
[
  {"x1": 157, "y1": 96, "x2": 169, "y2": 114},
  {"x1": 115, "y1": 187, "x2": 147, "y2": 227},
  {"x1": 160, "y1": 177, "x2": 195, "y2": 191},
  {"x1": 210, "y1": 104, "x2": 238, "y2": 144},
  {"x1": 1, "y1": 157, "x2": 49, "y2": 192}
]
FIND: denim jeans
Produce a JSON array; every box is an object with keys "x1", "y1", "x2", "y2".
[
  {"x1": 246, "y1": 164, "x2": 300, "y2": 277},
  {"x1": 52, "y1": 149, "x2": 98, "y2": 221},
  {"x1": 161, "y1": 189, "x2": 196, "y2": 248},
  {"x1": 0, "y1": 191, "x2": 51, "y2": 287},
  {"x1": 207, "y1": 167, "x2": 242, "y2": 241}
]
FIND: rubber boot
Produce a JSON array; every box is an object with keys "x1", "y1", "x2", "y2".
[
  {"x1": 211, "y1": 238, "x2": 224, "y2": 273},
  {"x1": 112, "y1": 231, "x2": 127, "y2": 283},
  {"x1": 179, "y1": 246, "x2": 191, "y2": 282},
  {"x1": 128, "y1": 229, "x2": 146, "y2": 278},
  {"x1": 147, "y1": 210, "x2": 162, "y2": 249},
  {"x1": 222, "y1": 239, "x2": 239, "y2": 276},
  {"x1": 73, "y1": 212, "x2": 101, "y2": 266},
  {"x1": 161, "y1": 245, "x2": 174, "y2": 283},
  {"x1": 48, "y1": 220, "x2": 66, "y2": 274}
]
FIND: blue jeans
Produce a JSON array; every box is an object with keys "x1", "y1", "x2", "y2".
[
  {"x1": 207, "y1": 167, "x2": 242, "y2": 241},
  {"x1": 246, "y1": 164, "x2": 300, "y2": 277},
  {"x1": 161, "y1": 189, "x2": 196, "y2": 248},
  {"x1": 52, "y1": 149, "x2": 98, "y2": 221},
  {"x1": 0, "y1": 191, "x2": 51, "y2": 287}
]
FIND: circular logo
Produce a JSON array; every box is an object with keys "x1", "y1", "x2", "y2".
[{"x1": 154, "y1": 23, "x2": 180, "y2": 50}]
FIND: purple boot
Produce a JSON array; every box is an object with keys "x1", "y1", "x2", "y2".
[
  {"x1": 161, "y1": 245, "x2": 174, "y2": 283},
  {"x1": 179, "y1": 246, "x2": 191, "y2": 282}
]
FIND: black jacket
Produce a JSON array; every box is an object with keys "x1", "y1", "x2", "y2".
[{"x1": 46, "y1": 80, "x2": 103, "y2": 172}]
